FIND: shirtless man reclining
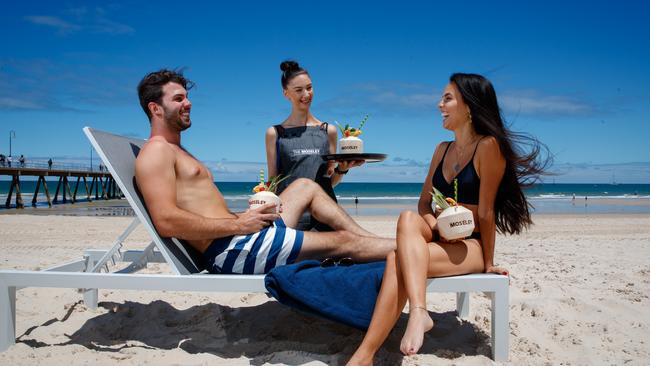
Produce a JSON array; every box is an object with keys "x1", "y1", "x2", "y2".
[{"x1": 134, "y1": 69, "x2": 395, "y2": 274}]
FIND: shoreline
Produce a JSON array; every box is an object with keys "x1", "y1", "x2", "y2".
[{"x1": 2, "y1": 196, "x2": 650, "y2": 217}]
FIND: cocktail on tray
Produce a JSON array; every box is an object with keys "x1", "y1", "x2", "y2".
[{"x1": 322, "y1": 115, "x2": 387, "y2": 163}]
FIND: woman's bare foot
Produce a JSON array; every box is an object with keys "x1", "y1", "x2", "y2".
[
  {"x1": 346, "y1": 350, "x2": 373, "y2": 366},
  {"x1": 400, "y1": 306, "x2": 434, "y2": 355}
]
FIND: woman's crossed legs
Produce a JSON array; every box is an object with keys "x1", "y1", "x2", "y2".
[{"x1": 347, "y1": 210, "x2": 484, "y2": 366}]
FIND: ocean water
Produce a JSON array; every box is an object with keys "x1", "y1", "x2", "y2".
[
  {"x1": 2, "y1": 180, "x2": 649, "y2": 215},
  {"x1": 221, "y1": 182, "x2": 650, "y2": 215}
]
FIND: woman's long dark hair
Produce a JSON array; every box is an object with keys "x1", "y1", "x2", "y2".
[{"x1": 450, "y1": 73, "x2": 551, "y2": 234}]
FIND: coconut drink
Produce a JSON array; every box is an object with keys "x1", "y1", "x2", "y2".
[
  {"x1": 248, "y1": 169, "x2": 288, "y2": 213},
  {"x1": 336, "y1": 115, "x2": 368, "y2": 154},
  {"x1": 339, "y1": 136, "x2": 364, "y2": 153},
  {"x1": 432, "y1": 180, "x2": 475, "y2": 241}
]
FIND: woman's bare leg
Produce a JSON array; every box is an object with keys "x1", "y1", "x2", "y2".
[
  {"x1": 347, "y1": 210, "x2": 433, "y2": 364},
  {"x1": 395, "y1": 211, "x2": 435, "y2": 355},
  {"x1": 426, "y1": 238, "x2": 485, "y2": 277},
  {"x1": 348, "y1": 210, "x2": 485, "y2": 363},
  {"x1": 400, "y1": 236, "x2": 485, "y2": 355},
  {"x1": 346, "y1": 251, "x2": 407, "y2": 366}
]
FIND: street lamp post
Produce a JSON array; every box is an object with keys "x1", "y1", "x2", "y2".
[
  {"x1": 9, "y1": 130, "x2": 16, "y2": 157},
  {"x1": 90, "y1": 145, "x2": 93, "y2": 171}
]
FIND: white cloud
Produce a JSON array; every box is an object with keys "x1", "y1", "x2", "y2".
[
  {"x1": 204, "y1": 160, "x2": 267, "y2": 181},
  {"x1": 389, "y1": 157, "x2": 429, "y2": 167},
  {"x1": 546, "y1": 162, "x2": 650, "y2": 184},
  {"x1": 24, "y1": 156, "x2": 650, "y2": 184},
  {"x1": 0, "y1": 97, "x2": 46, "y2": 110},
  {"x1": 0, "y1": 58, "x2": 135, "y2": 111},
  {"x1": 24, "y1": 7, "x2": 133, "y2": 36},
  {"x1": 202, "y1": 157, "x2": 431, "y2": 182},
  {"x1": 318, "y1": 81, "x2": 439, "y2": 117},
  {"x1": 320, "y1": 81, "x2": 602, "y2": 120},
  {"x1": 24, "y1": 16, "x2": 81, "y2": 34},
  {"x1": 500, "y1": 91, "x2": 597, "y2": 117},
  {"x1": 91, "y1": 17, "x2": 134, "y2": 35},
  {"x1": 202, "y1": 159, "x2": 650, "y2": 184}
]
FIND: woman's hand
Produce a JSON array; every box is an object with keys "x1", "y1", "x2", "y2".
[
  {"x1": 337, "y1": 160, "x2": 365, "y2": 172},
  {"x1": 326, "y1": 163, "x2": 336, "y2": 176},
  {"x1": 485, "y1": 265, "x2": 509, "y2": 276}
]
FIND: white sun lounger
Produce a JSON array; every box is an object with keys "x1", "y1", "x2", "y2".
[{"x1": 0, "y1": 127, "x2": 509, "y2": 360}]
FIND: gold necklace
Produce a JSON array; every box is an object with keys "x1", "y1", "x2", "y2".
[{"x1": 452, "y1": 138, "x2": 478, "y2": 172}]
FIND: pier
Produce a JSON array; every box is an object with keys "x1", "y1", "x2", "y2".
[{"x1": 0, "y1": 162, "x2": 122, "y2": 209}]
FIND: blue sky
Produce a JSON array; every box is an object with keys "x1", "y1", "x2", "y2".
[{"x1": 2, "y1": 1, "x2": 649, "y2": 183}]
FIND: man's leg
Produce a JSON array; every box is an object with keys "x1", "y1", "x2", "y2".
[
  {"x1": 279, "y1": 178, "x2": 377, "y2": 237},
  {"x1": 296, "y1": 230, "x2": 393, "y2": 262},
  {"x1": 279, "y1": 179, "x2": 395, "y2": 262}
]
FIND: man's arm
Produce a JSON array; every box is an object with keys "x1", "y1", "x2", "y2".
[{"x1": 135, "y1": 140, "x2": 278, "y2": 240}]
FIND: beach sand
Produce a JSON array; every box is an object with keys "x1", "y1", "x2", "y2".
[{"x1": 1, "y1": 213, "x2": 649, "y2": 365}]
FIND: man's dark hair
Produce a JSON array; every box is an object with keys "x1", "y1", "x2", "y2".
[{"x1": 137, "y1": 69, "x2": 194, "y2": 120}]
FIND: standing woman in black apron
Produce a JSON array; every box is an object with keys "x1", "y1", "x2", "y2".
[{"x1": 265, "y1": 60, "x2": 363, "y2": 231}]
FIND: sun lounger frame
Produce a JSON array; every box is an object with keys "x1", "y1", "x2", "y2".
[{"x1": 0, "y1": 127, "x2": 509, "y2": 361}]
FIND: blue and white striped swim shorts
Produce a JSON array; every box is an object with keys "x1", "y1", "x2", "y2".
[{"x1": 202, "y1": 218, "x2": 304, "y2": 274}]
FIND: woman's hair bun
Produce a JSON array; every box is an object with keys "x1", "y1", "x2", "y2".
[
  {"x1": 280, "y1": 60, "x2": 300, "y2": 72},
  {"x1": 280, "y1": 59, "x2": 308, "y2": 89}
]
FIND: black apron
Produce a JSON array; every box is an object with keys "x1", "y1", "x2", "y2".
[{"x1": 274, "y1": 124, "x2": 336, "y2": 231}]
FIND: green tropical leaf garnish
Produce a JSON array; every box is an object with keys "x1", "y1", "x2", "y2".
[
  {"x1": 335, "y1": 115, "x2": 370, "y2": 137},
  {"x1": 267, "y1": 174, "x2": 290, "y2": 193},
  {"x1": 431, "y1": 187, "x2": 451, "y2": 209}
]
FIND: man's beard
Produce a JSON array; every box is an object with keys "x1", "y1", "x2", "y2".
[{"x1": 164, "y1": 107, "x2": 190, "y2": 131}]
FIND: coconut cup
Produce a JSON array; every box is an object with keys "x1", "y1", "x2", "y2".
[
  {"x1": 339, "y1": 136, "x2": 364, "y2": 154},
  {"x1": 248, "y1": 191, "x2": 281, "y2": 213},
  {"x1": 437, "y1": 205, "x2": 475, "y2": 241}
]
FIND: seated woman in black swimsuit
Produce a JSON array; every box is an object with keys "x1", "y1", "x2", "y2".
[
  {"x1": 431, "y1": 134, "x2": 485, "y2": 240},
  {"x1": 347, "y1": 73, "x2": 549, "y2": 365}
]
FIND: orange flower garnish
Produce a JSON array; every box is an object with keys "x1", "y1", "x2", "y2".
[
  {"x1": 336, "y1": 115, "x2": 369, "y2": 139},
  {"x1": 252, "y1": 169, "x2": 290, "y2": 193},
  {"x1": 253, "y1": 183, "x2": 267, "y2": 193}
]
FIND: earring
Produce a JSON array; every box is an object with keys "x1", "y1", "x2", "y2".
[{"x1": 467, "y1": 112, "x2": 472, "y2": 123}]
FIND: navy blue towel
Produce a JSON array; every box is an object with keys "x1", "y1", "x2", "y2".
[{"x1": 264, "y1": 260, "x2": 386, "y2": 330}]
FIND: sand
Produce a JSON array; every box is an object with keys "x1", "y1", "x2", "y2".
[{"x1": 1, "y1": 213, "x2": 649, "y2": 365}]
